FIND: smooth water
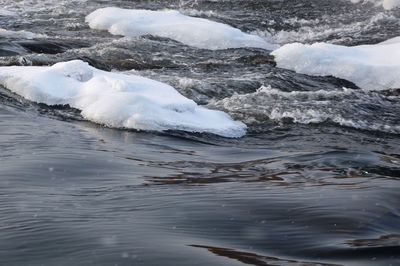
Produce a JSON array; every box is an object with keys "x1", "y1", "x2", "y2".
[{"x1": 1, "y1": 1, "x2": 399, "y2": 265}]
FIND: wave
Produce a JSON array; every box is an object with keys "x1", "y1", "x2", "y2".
[
  {"x1": 0, "y1": 28, "x2": 46, "y2": 40},
  {"x1": 0, "y1": 8, "x2": 17, "y2": 17},
  {"x1": 211, "y1": 86, "x2": 400, "y2": 134},
  {"x1": 253, "y1": 12, "x2": 400, "y2": 45}
]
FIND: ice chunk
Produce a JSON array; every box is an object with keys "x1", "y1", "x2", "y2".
[
  {"x1": 271, "y1": 39, "x2": 400, "y2": 90},
  {"x1": 0, "y1": 60, "x2": 246, "y2": 137},
  {"x1": 85, "y1": 7, "x2": 277, "y2": 50},
  {"x1": 382, "y1": 0, "x2": 400, "y2": 9},
  {"x1": 350, "y1": 0, "x2": 400, "y2": 10}
]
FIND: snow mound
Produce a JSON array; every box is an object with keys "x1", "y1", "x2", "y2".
[
  {"x1": 0, "y1": 60, "x2": 246, "y2": 137},
  {"x1": 85, "y1": 7, "x2": 277, "y2": 50},
  {"x1": 271, "y1": 39, "x2": 400, "y2": 90},
  {"x1": 351, "y1": 0, "x2": 400, "y2": 10}
]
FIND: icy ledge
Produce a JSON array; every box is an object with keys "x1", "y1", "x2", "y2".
[
  {"x1": 271, "y1": 37, "x2": 400, "y2": 90},
  {"x1": 85, "y1": 7, "x2": 277, "y2": 50},
  {"x1": 0, "y1": 60, "x2": 246, "y2": 138}
]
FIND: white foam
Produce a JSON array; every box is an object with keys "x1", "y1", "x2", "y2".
[
  {"x1": 0, "y1": 60, "x2": 246, "y2": 137},
  {"x1": 85, "y1": 7, "x2": 277, "y2": 50},
  {"x1": 254, "y1": 12, "x2": 397, "y2": 45},
  {"x1": 271, "y1": 39, "x2": 400, "y2": 90},
  {"x1": 212, "y1": 86, "x2": 400, "y2": 134}
]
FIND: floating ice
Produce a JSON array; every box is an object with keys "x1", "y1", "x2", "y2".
[
  {"x1": 85, "y1": 7, "x2": 277, "y2": 50},
  {"x1": 271, "y1": 38, "x2": 400, "y2": 90},
  {"x1": 351, "y1": 0, "x2": 400, "y2": 10},
  {"x1": 0, "y1": 60, "x2": 246, "y2": 137}
]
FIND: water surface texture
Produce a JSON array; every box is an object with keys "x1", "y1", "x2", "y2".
[{"x1": 1, "y1": 1, "x2": 400, "y2": 265}]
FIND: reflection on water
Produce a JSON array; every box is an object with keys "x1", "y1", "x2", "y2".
[
  {"x1": 191, "y1": 245, "x2": 345, "y2": 266},
  {"x1": 1, "y1": 104, "x2": 399, "y2": 266}
]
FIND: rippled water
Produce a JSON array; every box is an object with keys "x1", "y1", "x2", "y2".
[{"x1": 1, "y1": 0, "x2": 400, "y2": 265}]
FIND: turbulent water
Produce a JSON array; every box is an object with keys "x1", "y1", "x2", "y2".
[{"x1": 1, "y1": 0, "x2": 400, "y2": 265}]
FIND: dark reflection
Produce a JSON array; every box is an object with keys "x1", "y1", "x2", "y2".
[
  {"x1": 16, "y1": 40, "x2": 71, "y2": 54},
  {"x1": 0, "y1": 40, "x2": 88, "y2": 57},
  {"x1": 190, "y1": 245, "x2": 341, "y2": 266},
  {"x1": 347, "y1": 234, "x2": 400, "y2": 248},
  {"x1": 1, "y1": 103, "x2": 400, "y2": 265}
]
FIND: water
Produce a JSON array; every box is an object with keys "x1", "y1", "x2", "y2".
[{"x1": 1, "y1": 0, "x2": 400, "y2": 265}]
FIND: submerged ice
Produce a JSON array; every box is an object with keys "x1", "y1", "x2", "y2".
[
  {"x1": 85, "y1": 7, "x2": 277, "y2": 50},
  {"x1": 0, "y1": 60, "x2": 246, "y2": 137},
  {"x1": 272, "y1": 37, "x2": 400, "y2": 90}
]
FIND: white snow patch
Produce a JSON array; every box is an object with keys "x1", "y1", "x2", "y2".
[
  {"x1": 0, "y1": 60, "x2": 246, "y2": 137},
  {"x1": 85, "y1": 7, "x2": 278, "y2": 50},
  {"x1": 351, "y1": 0, "x2": 400, "y2": 10},
  {"x1": 271, "y1": 39, "x2": 400, "y2": 90}
]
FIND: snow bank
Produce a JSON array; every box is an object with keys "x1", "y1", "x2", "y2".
[
  {"x1": 0, "y1": 60, "x2": 246, "y2": 137},
  {"x1": 85, "y1": 7, "x2": 277, "y2": 50},
  {"x1": 271, "y1": 39, "x2": 400, "y2": 90},
  {"x1": 351, "y1": 0, "x2": 400, "y2": 10}
]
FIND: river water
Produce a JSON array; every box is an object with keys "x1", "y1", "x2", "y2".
[{"x1": 0, "y1": 0, "x2": 399, "y2": 265}]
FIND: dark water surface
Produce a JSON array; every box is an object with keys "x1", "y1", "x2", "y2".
[{"x1": 1, "y1": 1, "x2": 400, "y2": 265}]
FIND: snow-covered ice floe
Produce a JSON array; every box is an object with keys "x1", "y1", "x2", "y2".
[
  {"x1": 351, "y1": 0, "x2": 400, "y2": 10},
  {"x1": 85, "y1": 7, "x2": 277, "y2": 50},
  {"x1": 271, "y1": 37, "x2": 400, "y2": 90},
  {"x1": 0, "y1": 60, "x2": 246, "y2": 137}
]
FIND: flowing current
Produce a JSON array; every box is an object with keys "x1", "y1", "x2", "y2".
[{"x1": 1, "y1": 1, "x2": 400, "y2": 265}]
